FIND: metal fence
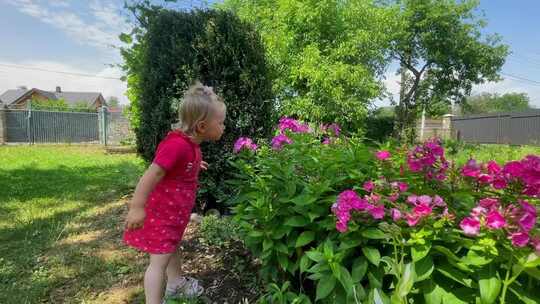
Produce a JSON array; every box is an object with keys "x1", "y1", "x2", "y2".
[
  {"x1": 452, "y1": 110, "x2": 540, "y2": 145},
  {"x1": 5, "y1": 109, "x2": 100, "y2": 143}
]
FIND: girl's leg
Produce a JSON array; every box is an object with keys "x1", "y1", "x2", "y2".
[
  {"x1": 145, "y1": 253, "x2": 172, "y2": 304},
  {"x1": 166, "y1": 249, "x2": 183, "y2": 283}
]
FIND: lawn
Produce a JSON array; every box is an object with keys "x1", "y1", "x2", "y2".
[{"x1": 0, "y1": 145, "x2": 145, "y2": 303}]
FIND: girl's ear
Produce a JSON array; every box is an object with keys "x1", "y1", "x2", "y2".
[{"x1": 195, "y1": 120, "x2": 207, "y2": 134}]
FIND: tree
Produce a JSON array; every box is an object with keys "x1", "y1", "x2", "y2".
[
  {"x1": 388, "y1": 0, "x2": 509, "y2": 142},
  {"x1": 220, "y1": 0, "x2": 396, "y2": 132},
  {"x1": 462, "y1": 92, "x2": 532, "y2": 114},
  {"x1": 107, "y1": 96, "x2": 120, "y2": 107},
  {"x1": 120, "y1": 4, "x2": 275, "y2": 206}
]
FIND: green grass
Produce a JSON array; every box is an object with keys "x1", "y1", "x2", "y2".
[
  {"x1": 446, "y1": 142, "x2": 540, "y2": 165},
  {"x1": 0, "y1": 145, "x2": 145, "y2": 303}
]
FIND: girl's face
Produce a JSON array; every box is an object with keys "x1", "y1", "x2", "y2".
[{"x1": 197, "y1": 104, "x2": 226, "y2": 142}]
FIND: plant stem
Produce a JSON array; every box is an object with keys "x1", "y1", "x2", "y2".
[{"x1": 500, "y1": 256, "x2": 514, "y2": 304}]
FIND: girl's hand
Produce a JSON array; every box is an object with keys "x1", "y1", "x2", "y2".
[
  {"x1": 200, "y1": 161, "x2": 209, "y2": 170},
  {"x1": 125, "y1": 206, "x2": 146, "y2": 230}
]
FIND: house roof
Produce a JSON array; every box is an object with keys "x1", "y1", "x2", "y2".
[
  {"x1": 0, "y1": 88, "x2": 29, "y2": 105},
  {"x1": 0, "y1": 88, "x2": 105, "y2": 108}
]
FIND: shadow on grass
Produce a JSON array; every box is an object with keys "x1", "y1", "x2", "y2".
[
  {"x1": 0, "y1": 161, "x2": 142, "y2": 204},
  {"x1": 0, "y1": 162, "x2": 145, "y2": 303}
]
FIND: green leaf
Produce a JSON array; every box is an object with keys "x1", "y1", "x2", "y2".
[
  {"x1": 421, "y1": 280, "x2": 443, "y2": 304},
  {"x1": 412, "y1": 243, "x2": 431, "y2": 262},
  {"x1": 316, "y1": 276, "x2": 336, "y2": 301},
  {"x1": 509, "y1": 285, "x2": 540, "y2": 304},
  {"x1": 396, "y1": 263, "x2": 415, "y2": 297},
  {"x1": 522, "y1": 252, "x2": 540, "y2": 268},
  {"x1": 369, "y1": 288, "x2": 389, "y2": 304},
  {"x1": 352, "y1": 257, "x2": 368, "y2": 282},
  {"x1": 277, "y1": 253, "x2": 289, "y2": 271},
  {"x1": 285, "y1": 216, "x2": 309, "y2": 227},
  {"x1": 291, "y1": 193, "x2": 317, "y2": 206},
  {"x1": 436, "y1": 264, "x2": 475, "y2": 288},
  {"x1": 263, "y1": 238, "x2": 273, "y2": 252},
  {"x1": 368, "y1": 270, "x2": 383, "y2": 289},
  {"x1": 362, "y1": 247, "x2": 381, "y2": 267},
  {"x1": 478, "y1": 266, "x2": 501, "y2": 304},
  {"x1": 299, "y1": 254, "x2": 311, "y2": 273},
  {"x1": 306, "y1": 251, "x2": 324, "y2": 262},
  {"x1": 415, "y1": 256, "x2": 434, "y2": 282},
  {"x1": 119, "y1": 32, "x2": 132, "y2": 44},
  {"x1": 361, "y1": 228, "x2": 388, "y2": 239},
  {"x1": 462, "y1": 249, "x2": 492, "y2": 266},
  {"x1": 295, "y1": 231, "x2": 315, "y2": 247},
  {"x1": 338, "y1": 266, "x2": 355, "y2": 295}
]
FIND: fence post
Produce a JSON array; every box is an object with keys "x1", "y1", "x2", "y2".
[
  {"x1": 442, "y1": 114, "x2": 454, "y2": 140},
  {"x1": 0, "y1": 105, "x2": 6, "y2": 144},
  {"x1": 99, "y1": 106, "x2": 108, "y2": 146}
]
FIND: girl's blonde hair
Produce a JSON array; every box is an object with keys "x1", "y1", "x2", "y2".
[{"x1": 179, "y1": 81, "x2": 225, "y2": 135}]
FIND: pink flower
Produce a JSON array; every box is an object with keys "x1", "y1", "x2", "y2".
[
  {"x1": 375, "y1": 150, "x2": 391, "y2": 161},
  {"x1": 233, "y1": 137, "x2": 257, "y2": 153},
  {"x1": 478, "y1": 174, "x2": 493, "y2": 184},
  {"x1": 406, "y1": 213, "x2": 421, "y2": 226},
  {"x1": 326, "y1": 123, "x2": 341, "y2": 137},
  {"x1": 471, "y1": 206, "x2": 488, "y2": 219},
  {"x1": 504, "y1": 161, "x2": 524, "y2": 178},
  {"x1": 322, "y1": 137, "x2": 331, "y2": 145},
  {"x1": 492, "y1": 177, "x2": 508, "y2": 189},
  {"x1": 413, "y1": 203, "x2": 433, "y2": 217},
  {"x1": 433, "y1": 195, "x2": 446, "y2": 207},
  {"x1": 487, "y1": 161, "x2": 501, "y2": 174},
  {"x1": 407, "y1": 195, "x2": 418, "y2": 205},
  {"x1": 279, "y1": 117, "x2": 310, "y2": 133},
  {"x1": 531, "y1": 237, "x2": 540, "y2": 253},
  {"x1": 336, "y1": 221, "x2": 348, "y2": 233},
  {"x1": 271, "y1": 134, "x2": 292, "y2": 150},
  {"x1": 461, "y1": 159, "x2": 481, "y2": 178},
  {"x1": 363, "y1": 181, "x2": 375, "y2": 192},
  {"x1": 511, "y1": 232, "x2": 530, "y2": 247},
  {"x1": 479, "y1": 198, "x2": 499, "y2": 210},
  {"x1": 388, "y1": 193, "x2": 399, "y2": 202},
  {"x1": 417, "y1": 195, "x2": 432, "y2": 205},
  {"x1": 519, "y1": 200, "x2": 537, "y2": 232},
  {"x1": 486, "y1": 210, "x2": 506, "y2": 229},
  {"x1": 391, "y1": 208, "x2": 402, "y2": 221},
  {"x1": 368, "y1": 205, "x2": 385, "y2": 219},
  {"x1": 460, "y1": 217, "x2": 480, "y2": 236},
  {"x1": 398, "y1": 182, "x2": 408, "y2": 192}
]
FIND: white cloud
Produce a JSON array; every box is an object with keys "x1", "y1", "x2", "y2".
[
  {"x1": 0, "y1": 60, "x2": 128, "y2": 104},
  {"x1": 6, "y1": 0, "x2": 130, "y2": 55}
]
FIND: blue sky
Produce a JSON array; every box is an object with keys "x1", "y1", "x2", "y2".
[{"x1": 0, "y1": 0, "x2": 539, "y2": 106}]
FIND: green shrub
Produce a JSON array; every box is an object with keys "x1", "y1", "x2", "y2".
[
  {"x1": 198, "y1": 214, "x2": 240, "y2": 248},
  {"x1": 120, "y1": 7, "x2": 275, "y2": 208},
  {"x1": 230, "y1": 118, "x2": 540, "y2": 303}
]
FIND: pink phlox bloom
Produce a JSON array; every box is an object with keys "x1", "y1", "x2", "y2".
[{"x1": 460, "y1": 217, "x2": 481, "y2": 236}]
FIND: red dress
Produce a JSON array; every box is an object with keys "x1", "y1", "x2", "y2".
[{"x1": 123, "y1": 131, "x2": 202, "y2": 254}]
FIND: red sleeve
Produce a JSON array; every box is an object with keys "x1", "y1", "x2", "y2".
[{"x1": 152, "y1": 137, "x2": 190, "y2": 171}]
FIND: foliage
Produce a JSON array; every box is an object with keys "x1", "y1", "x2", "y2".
[
  {"x1": 120, "y1": 5, "x2": 275, "y2": 206},
  {"x1": 388, "y1": 0, "x2": 509, "y2": 142},
  {"x1": 462, "y1": 92, "x2": 533, "y2": 115},
  {"x1": 30, "y1": 98, "x2": 94, "y2": 112},
  {"x1": 231, "y1": 118, "x2": 540, "y2": 303},
  {"x1": 365, "y1": 108, "x2": 395, "y2": 143},
  {"x1": 198, "y1": 215, "x2": 241, "y2": 248},
  {"x1": 220, "y1": 0, "x2": 396, "y2": 133}
]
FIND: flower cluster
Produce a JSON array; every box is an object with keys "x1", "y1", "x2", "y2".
[
  {"x1": 233, "y1": 137, "x2": 258, "y2": 153},
  {"x1": 331, "y1": 190, "x2": 386, "y2": 232},
  {"x1": 278, "y1": 117, "x2": 310, "y2": 134},
  {"x1": 407, "y1": 138, "x2": 449, "y2": 180},
  {"x1": 460, "y1": 198, "x2": 539, "y2": 251}
]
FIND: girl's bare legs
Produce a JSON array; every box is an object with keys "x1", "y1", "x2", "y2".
[
  {"x1": 166, "y1": 250, "x2": 183, "y2": 287},
  {"x1": 145, "y1": 253, "x2": 172, "y2": 304}
]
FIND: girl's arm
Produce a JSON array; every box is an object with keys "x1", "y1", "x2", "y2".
[{"x1": 125, "y1": 164, "x2": 166, "y2": 230}]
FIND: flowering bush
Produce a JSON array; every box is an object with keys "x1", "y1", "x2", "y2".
[{"x1": 231, "y1": 117, "x2": 540, "y2": 303}]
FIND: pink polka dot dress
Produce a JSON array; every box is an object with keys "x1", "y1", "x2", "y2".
[{"x1": 123, "y1": 131, "x2": 202, "y2": 254}]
